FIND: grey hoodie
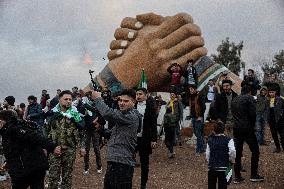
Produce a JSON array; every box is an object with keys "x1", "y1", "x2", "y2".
[{"x1": 94, "y1": 97, "x2": 141, "y2": 166}]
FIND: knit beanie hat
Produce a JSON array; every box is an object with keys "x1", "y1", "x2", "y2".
[{"x1": 5, "y1": 96, "x2": 15, "y2": 106}]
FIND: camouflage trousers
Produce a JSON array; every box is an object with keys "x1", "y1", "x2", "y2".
[{"x1": 48, "y1": 148, "x2": 76, "y2": 189}]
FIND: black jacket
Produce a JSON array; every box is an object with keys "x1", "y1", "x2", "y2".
[
  {"x1": 26, "y1": 103, "x2": 44, "y2": 126},
  {"x1": 241, "y1": 76, "x2": 260, "y2": 96},
  {"x1": 184, "y1": 66, "x2": 198, "y2": 86},
  {"x1": 265, "y1": 96, "x2": 284, "y2": 125},
  {"x1": 136, "y1": 97, "x2": 158, "y2": 154},
  {"x1": 231, "y1": 94, "x2": 256, "y2": 130},
  {"x1": 214, "y1": 91, "x2": 238, "y2": 123},
  {"x1": 0, "y1": 119, "x2": 56, "y2": 180}
]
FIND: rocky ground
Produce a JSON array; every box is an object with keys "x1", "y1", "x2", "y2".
[{"x1": 1, "y1": 134, "x2": 284, "y2": 189}]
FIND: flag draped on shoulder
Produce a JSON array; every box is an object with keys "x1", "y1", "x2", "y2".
[{"x1": 138, "y1": 68, "x2": 147, "y2": 89}]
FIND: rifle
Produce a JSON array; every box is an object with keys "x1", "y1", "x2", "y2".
[{"x1": 89, "y1": 70, "x2": 100, "y2": 91}]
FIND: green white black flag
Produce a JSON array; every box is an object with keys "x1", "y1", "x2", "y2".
[{"x1": 138, "y1": 68, "x2": 147, "y2": 89}]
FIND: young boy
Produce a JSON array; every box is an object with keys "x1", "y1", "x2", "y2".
[
  {"x1": 163, "y1": 107, "x2": 178, "y2": 158},
  {"x1": 206, "y1": 121, "x2": 236, "y2": 189}
]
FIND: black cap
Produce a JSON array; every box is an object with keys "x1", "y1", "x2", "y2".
[{"x1": 222, "y1": 79, "x2": 233, "y2": 86}]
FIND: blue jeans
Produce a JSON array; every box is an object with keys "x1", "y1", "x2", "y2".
[
  {"x1": 174, "y1": 122, "x2": 181, "y2": 145},
  {"x1": 192, "y1": 118, "x2": 204, "y2": 153},
  {"x1": 255, "y1": 114, "x2": 265, "y2": 144}
]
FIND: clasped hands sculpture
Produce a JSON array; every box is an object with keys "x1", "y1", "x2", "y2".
[{"x1": 85, "y1": 12, "x2": 241, "y2": 94}]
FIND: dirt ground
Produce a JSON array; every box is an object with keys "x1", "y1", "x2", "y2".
[{"x1": 1, "y1": 135, "x2": 284, "y2": 189}]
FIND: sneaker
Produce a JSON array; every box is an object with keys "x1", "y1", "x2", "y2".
[
  {"x1": 168, "y1": 152, "x2": 174, "y2": 159},
  {"x1": 233, "y1": 177, "x2": 245, "y2": 184},
  {"x1": 97, "y1": 167, "x2": 103, "y2": 174},
  {"x1": 250, "y1": 175, "x2": 264, "y2": 182},
  {"x1": 168, "y1": 150, "x2": 174, "y2": 158},
  {"x1": 273, "y1": 148, "x2": 281, "y2": 153},
  {"x1": 83, "y1": 169, "x2": 89, "y2": 175},
  {"x1": 0, "y1": 175, "x2": 7, "y2": 181}
]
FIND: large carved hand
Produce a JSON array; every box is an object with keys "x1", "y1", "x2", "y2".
[
  {"x1": 88, "y1": 13, "x2": 206, "y2": 92},
  {"x1": 86, "y1": 12, "x2": 242, "y2": 94}
]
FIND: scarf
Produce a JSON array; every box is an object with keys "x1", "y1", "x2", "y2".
[
  {"x1": 168, "y1": 100, "x2": 175, "y2": 114},
  {"x1": 52, "y1": 104, "x2": 82, "y2": 123}
]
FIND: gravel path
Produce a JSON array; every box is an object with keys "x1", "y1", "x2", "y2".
[{"x1": 1, "y1": 135, "x2": 284, "y2": 189}]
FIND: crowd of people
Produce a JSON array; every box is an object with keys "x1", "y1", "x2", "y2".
[{"x1": 0, "y1": 60, "x2": 283, "y2": 189}]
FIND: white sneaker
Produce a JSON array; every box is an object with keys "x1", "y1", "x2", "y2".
[
  {"x1": 0, "y1": 175, "x2": 7, "y2": 181},
  {"x1": 83, "y1": 169, "x2": 89, "y2": 175},
  {"x1": 97, "y1": 168, "x2": 103, "y2": 174}
]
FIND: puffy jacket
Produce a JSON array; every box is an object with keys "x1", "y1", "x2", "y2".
[{"x1": 0, "y1": 119, "x2": 56, "y2": 180}]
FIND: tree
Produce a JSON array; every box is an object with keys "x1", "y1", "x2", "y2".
[
  {"x1": 211, "y1": 37, "x2": 245, "y2": 76},
  {"x1": 261, "y1": 50, "x2": 284, "y2": 80}
]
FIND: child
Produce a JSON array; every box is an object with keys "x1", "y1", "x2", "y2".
[
  {"x1": 163, "y1": 107, "x2": 178, "y2": 158},
  {"x1": 206, "y1": 121, "x2": 236, "y2": 189}
]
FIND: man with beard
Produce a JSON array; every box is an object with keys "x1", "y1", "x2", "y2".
[
  {"x1": 214, "y1": 80, "x2": 238, "y2": 137},
  {"x1": 46, "y1": 90, "x2": 86, "y2": 189},
  {"x1": 135, "y1": 88, "x2": 157, "y2": 189}
]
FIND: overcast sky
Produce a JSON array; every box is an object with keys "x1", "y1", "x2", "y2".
[{"x1": 1, "y1": 0, "x2": 284, "y2": 103}]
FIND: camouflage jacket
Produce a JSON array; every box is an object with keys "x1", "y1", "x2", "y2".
[{"x1": 46, "y1": 112, "x2": 85, "y2": 149}]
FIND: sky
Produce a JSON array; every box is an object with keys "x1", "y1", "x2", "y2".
[{"x1": 1, "y1": 0, "x2": 284, "y2": 103}]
